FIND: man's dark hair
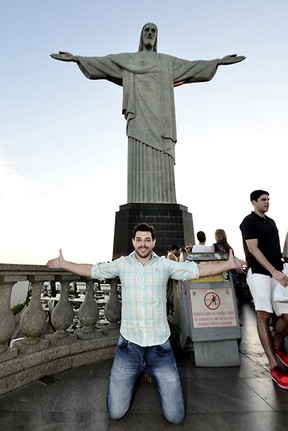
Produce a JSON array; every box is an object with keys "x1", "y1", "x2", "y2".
[
  {"x1": 170, "y1": 244, "x2": 180, "y2": 251},
  {"x1": 196, "y1": 231, "x2": 206, "y2": 242},
  {"x1": 250, "y1": 190, "x2": 269, "y2": 202},
  {"x1": 133, "y1": 223, "x2": 155, "y2": 240}
]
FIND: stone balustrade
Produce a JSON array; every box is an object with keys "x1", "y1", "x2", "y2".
[{"x1": 0, "y1": 264, "x2": 121, "y2": 395}]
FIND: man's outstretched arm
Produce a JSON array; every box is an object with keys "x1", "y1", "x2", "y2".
[
  {"x1": 46, "y1": 249, "x2": 92, "y2": 277},
  {"x1": 198, "y1": 249, "x2": 242, "y2": 278}
]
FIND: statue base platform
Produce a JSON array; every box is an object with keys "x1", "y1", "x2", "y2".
[{"x1": 113, "y1": 203, "x2": 194, "y2": 259}]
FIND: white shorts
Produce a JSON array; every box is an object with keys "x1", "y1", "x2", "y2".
[{"x1": 247, "y1": 268, "x2": 288, "y2": 316}]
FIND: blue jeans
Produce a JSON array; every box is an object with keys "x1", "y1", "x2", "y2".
[{"x1": 107, "y1": 334, "x2": 185, "y2": 424}]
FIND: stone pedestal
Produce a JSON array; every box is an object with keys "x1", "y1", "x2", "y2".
[
  {"x1": 0, "y1": 347, "x2": 18, "y2": 363},
  {"x1": 14, "y1": 338, "x2": 49, "y2": 355},
  {"x1": 46, "y1": 331, "x2": 77, "y2": 346},
  {"x1": 113, "y1": 203, "x2": 194, "y2": 259}
]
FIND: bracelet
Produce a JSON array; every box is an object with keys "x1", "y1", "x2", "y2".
[{"x1": 271, "y1": 269, "x2": 276, "y2": 275}]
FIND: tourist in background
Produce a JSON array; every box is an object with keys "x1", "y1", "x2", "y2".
[
  {"x1": 185, "y1": 243, "x2": 193, "y2": 253},
  {"x1": 192, "y1": 231, "x2": 213, "y2": 253},
  {"x1": 213, "y1": 229, "x2": 234, "y2": 254},
  {"x1": 240, "y1": 190, "x2": 288, "y2": 390},
  {"x1": 167, "y1": 245, "x2": 180, "y2": 261}
]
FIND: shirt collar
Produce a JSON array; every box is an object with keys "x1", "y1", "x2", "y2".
[
  {"x1": 251, "y1": 211, "x2": 268, "y2": 222},
  {"x1": 130, "y1": 250, "x2": 159, "y2": 265}
]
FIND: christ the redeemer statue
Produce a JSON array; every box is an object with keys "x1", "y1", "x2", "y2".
[{"x1": 51, "y1": 23, "x2": 245, "y2": 204}]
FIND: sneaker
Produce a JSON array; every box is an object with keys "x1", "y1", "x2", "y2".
[
  {"x1": 274, "y1": 347, "x2": 288, "y2": 367},
  {"x1": 271, "y1": 366, "x2": 288, "y2": 389}
]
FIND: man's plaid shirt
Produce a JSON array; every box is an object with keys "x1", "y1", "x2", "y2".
[{"x1": 91, "y1": 251, "x2": 199, "y2": 346}]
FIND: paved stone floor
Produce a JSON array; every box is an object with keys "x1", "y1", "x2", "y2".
[{"x1": 1, "y1": 300, "x2": 288, "y2": 430}]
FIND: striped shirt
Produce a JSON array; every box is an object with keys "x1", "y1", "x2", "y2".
[{"x1": 91, "y1": 251, "x2": 199, "y2": 346}]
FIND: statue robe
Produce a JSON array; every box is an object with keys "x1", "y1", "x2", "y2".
[{"x1": 77, "y1": 51, "x2": 219, "y2": 203}]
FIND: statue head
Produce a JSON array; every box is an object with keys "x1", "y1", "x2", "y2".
[{"x1": 138, "y1": 23, "x2": 158, "y2": 52}]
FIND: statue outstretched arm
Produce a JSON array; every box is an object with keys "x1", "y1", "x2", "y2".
[
  {"x1": 218, "y1": 54, "x2": 246, "y2": 65},
  {"x1": 50, "y1": 51, "x2": 79, "y2": 63}
]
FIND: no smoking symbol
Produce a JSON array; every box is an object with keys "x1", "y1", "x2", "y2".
[{"x1": 204, "y1": 291, "x2": 221, "y2": 310}]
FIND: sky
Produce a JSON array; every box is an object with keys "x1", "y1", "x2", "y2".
[{"x1": 1, "y1": 0, "x2": 287, "y2": 265}]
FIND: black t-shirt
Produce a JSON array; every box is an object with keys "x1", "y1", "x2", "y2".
[{"x1": 239, "y1": 211, "x2": 283, "y2": 275}]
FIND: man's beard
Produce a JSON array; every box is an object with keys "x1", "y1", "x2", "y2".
[{"x1": 135, "y1": 247, "x2": 151, "y2": 258}]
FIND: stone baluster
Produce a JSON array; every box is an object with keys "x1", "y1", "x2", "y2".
[
  {"x1": 46, "y1": 280, "x2": 77, "y2": 345},
  {"x1": 15, "y1": 280, "x2": 49, "y2": 354},
  {"x1": 104, "y1": 279, "x2": 121, "y2": 334},
  {"x1": 0, "y1": 281, "x2": 18, "y2": 362},
  {"x1": 77, "y1": 281, "x2": 102, "y2": 340}
]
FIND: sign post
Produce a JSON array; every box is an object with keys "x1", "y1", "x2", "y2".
[{"x1": 178, "y1": 254, "x2": 241, "y2": 366}]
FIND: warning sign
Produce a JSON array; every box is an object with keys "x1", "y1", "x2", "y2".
[
  {"x1": 190, "y1": 288, "x2": 237, "y2": 328},
  {"x1": 204, "y1": 291, "x2": 221, "y2": 310}
]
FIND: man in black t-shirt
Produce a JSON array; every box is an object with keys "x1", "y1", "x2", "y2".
[{"x1": 240, "y1": 190, "x2": 288, "y2": 390}]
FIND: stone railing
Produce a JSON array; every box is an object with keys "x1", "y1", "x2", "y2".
[{"x1": 0, "y1": 264, "x2": 121, "y2": 395}]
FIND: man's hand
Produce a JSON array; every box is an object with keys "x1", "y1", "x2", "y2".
[
  {"x1": 46, "y1": 250, "x2": 92, "y2": 277},
  {"x1": 198, "y1": 249, "x2": 243, "y2": 278},
  {"x1": 227, "y1": 249, "x2": 243, "y2": 270},
  {"x1": 50, "y1": 51, "x2": 77, "y2": 62},
  {"x1": 273, "y1": 269, "x2": 288, "y2": 287},
  {"x1": 219, "y1": 54, "x2": 246, "y2": 65},
  {"x1": 46, "y1": 249, "x2": 65, "y2": 269}
]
